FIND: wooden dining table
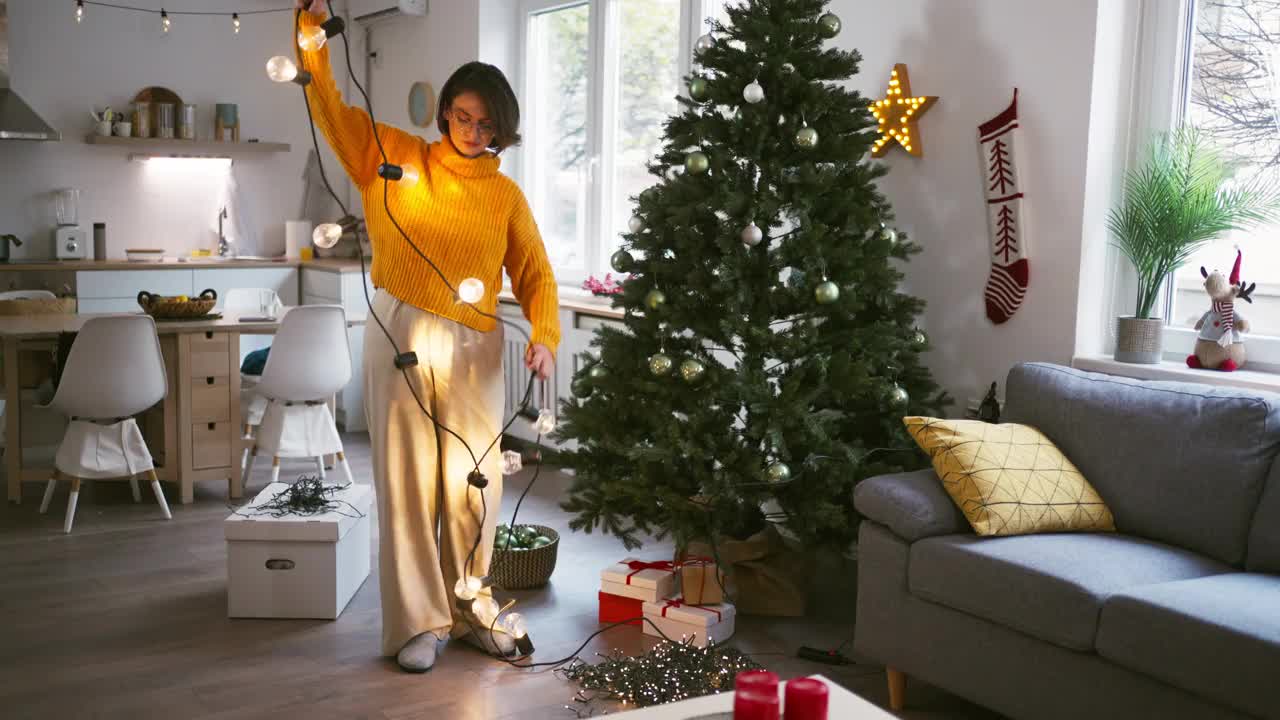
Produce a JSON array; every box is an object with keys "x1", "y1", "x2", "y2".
[{"x1": 2, "y1": 308, "x2": 364, "y2": 506}]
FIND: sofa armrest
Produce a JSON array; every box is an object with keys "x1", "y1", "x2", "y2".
[{"x1": 853, "y1": 469, "x2": 970, "y2": 541}]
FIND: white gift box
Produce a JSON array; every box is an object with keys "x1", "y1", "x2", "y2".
[
  {"x1": 224, "y1": 482, "x2": 372, "y2": 619},
  {"x1": 600, "y1": 558, "x2": 679, "y2": 603},
  {"x1": 642, "y1": 595, "x2": 736, "y2": 648}
]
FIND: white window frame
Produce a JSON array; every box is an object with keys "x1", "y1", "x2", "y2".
[
  {"x1": 517, "y1": 0, "x2": 715, "y2": 286},
  {"x1": 1123, "y1": 0, "x2": 1280, "y2": 371}
]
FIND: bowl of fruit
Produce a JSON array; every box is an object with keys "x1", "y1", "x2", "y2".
[
  {"x1": 137, "y1": 288, "x2": 218, "y2": 319},
  {"x1": 489, "y1": 523, "x2": 560, "y2": 590}
]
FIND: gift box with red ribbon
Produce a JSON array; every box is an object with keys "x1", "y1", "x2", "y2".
[
  {"x1": 600, "y1": 557, "x2": 680, "y2": 603},
  {"x1": 598, "y1": 590, "x2": 643, "y2": 626},
  {"x1": 641, "y1": 595, "x2": 736, "y2": 648},
  {"x1": 679, "y1": 556, "x2": 723, "y2": 606}
]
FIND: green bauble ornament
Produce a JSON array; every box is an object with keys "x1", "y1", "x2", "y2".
[
  {"x1": 679, "y1": 358, "x2": 706, "y2": 383},
  {"x1": 689, "y1": 77, "x2": 710, "y2": 102},
  {"x1": 610, "y1": 249, "x2": 634, "y2": 273},
  {"x1": 815, "y1": 280, "x2": 840, "y2": 305},
  {"x1": 645, "y1": 289, "x2": 667, "y2": 311},
  {"x1": 766, "y1": 461, "x2": 792, "y2": 484},
  {"x1": 572, "y1": 378, "x2": 593, "y2": 398},
  {"x1": 685, "y1": 151, "x2": 710, "y2": 175},
  {"x1": 912, "y1": 330, "x2": 928, "y2": 349},
  {"x1": 888, "y1": 384, "x2": 910, "y2": 408},
  {"x1": 588, "y1": 364, "x2": 609, "y2": 382},
  {"x1": 818, "y1": 12, "x2": 842, "y2": 38},
  {"x1": 649, "y1": 353, "x2": 673, "y2": 376},
  {"x1": 795, "y1": 125, "x2": 819, "y2": 149}
]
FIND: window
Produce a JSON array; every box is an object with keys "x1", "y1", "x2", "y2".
[
  {"x1": 520, "y1": 0, "x2": 727, "y2": 283},
  {"x1": 1169, "y1": 0, "x2": 1280, "y2": 339}
]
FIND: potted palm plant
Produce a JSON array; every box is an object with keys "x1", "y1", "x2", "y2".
[{"x1": 1108, "y1": 127, "x2": 1280, "y2": 363}]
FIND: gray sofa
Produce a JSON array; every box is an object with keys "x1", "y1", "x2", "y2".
[{"x1": 853, "y1": 362, "x2": 1280, "y2": 720}]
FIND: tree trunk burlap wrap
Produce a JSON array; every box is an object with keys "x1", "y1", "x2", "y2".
[{"x1": 687, "y1": 525, "x2": 811, "y2": 617}]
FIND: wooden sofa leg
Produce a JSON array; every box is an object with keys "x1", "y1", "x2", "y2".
[{"x1": 887, "y1": 667, "x2": 907, "y2": 711}]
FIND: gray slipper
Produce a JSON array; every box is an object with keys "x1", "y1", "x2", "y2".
[{"x1": 396, "y1": 631, "x2": 446, "y2": 673}]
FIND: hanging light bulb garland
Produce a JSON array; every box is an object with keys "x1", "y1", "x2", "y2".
[{"x1": 70, "y1": 1, "x2": 296, "y2": 35}]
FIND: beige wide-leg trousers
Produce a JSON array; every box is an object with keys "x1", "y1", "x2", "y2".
[{"x1": 364, "y1": 290, "x2": 505, "y2": 656}]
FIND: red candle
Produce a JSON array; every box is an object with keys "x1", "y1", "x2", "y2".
[
  {"x1": 735, "y1": 670, "x2": 780, "y2": 695},
  {"x1": 783, "y1": 677, "x2": 829, "y2": 720},
  {"x1": 734, "y1": 688, "x2": 780, "y2": 720}
]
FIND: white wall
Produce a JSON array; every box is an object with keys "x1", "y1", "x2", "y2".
[
  {"x1": 830, "y1": 0, "x2": 1103, "y2": 409},
  {"x1": 366, "y1": 0, "x2": 478, "y2": 138},
  {"x1": 0, "y1": 0, "x2": 354, "y2": 260}
]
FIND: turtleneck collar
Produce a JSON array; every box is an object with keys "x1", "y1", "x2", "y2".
[{"x1": 434, "y1": 137, "x2": 502, "y2": 178}]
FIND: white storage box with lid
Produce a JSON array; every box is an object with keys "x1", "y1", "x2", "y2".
[{"x1": 224, "y1": 482, "x2": 372, "y2": 619}]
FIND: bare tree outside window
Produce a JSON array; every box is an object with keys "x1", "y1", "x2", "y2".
[{"x1": 1174, "y1": 0, "x2": 1280, "y2": 334}]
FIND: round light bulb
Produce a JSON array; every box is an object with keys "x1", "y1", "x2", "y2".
[
  {"x1": 473, "y1": 596, "x2": 500, "y2": 627},
  {"x1": 453, "y1": 575, "x2": 483, "y2": 601},
  {"x1": 501, "y1": 612, "x2": 528, "y2": 639},
  {"x1": 458, "y1": 278, "x2": 485, "y2": 304},
  {"x1": 400, "y1": 164, "x2": 421, "y2": 185},
  {"x1": 501, "y1": 450, "x2": 523, "y2": 476},
  {"x1": 533, "y1": 408, "x2": 556, "y2": 435},
  {"x1": 266, "y1": 56, "x2": 299, "y2": 83},
  {"x1": 232, "y1": 14, "x2": 240, "y2": 33},
  {"x1": 76, "y1": 2, "x2": 84, "y2": 23},
  {"x1": 313, "y1": 223, "x2": 343, "y2": 249},
  {"x1": 161, "y1": 10, "x2": 170, "y2": 33},
  {"x1": 298, "y1": 25, "x2": 328, "y2": 52}
]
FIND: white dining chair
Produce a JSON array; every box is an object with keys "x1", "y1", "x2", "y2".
[
  {"x1": 38, "y1": 315, "x2": 171, "y2": 533},
  {"x1": 222, "y1": 288, "x2": 283, "y2": 473},
  {"x1": 244, "y1": 305, "x2": 355, "y2": 487}
]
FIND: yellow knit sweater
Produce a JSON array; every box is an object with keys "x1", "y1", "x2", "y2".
[{"x1": 298, "y1": 12, "x2": 560, "y2": 352}]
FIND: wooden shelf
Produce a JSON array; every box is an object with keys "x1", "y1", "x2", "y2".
[{"x1": 84, "y1": 134, "x2": 290, "y2": 155}]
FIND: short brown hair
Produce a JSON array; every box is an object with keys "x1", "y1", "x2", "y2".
[{"x1": 437, "y1": 62, "x2": 522, "y2": 154}]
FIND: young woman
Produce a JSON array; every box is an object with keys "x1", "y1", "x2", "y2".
[{"x1": 294, "y1": 2, "x2": 559, "y2": 672}]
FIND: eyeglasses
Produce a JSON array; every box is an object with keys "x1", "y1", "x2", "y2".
[{"x1": 448, "y1": 108, "x2": 496, "y2": 139}]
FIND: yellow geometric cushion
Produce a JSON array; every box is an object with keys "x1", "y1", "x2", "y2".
[{"x1": 902, "y1": 417, "x2": 1115, "y2": 536}]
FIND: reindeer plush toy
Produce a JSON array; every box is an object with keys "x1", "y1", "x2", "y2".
[{"x1": 1187, "y1": 249, "x2": 1256, "y2": 372}]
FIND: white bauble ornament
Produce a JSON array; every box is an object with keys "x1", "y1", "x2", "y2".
[{"x1": 743, "y1": 80, "x2": 765, "y2": 104}]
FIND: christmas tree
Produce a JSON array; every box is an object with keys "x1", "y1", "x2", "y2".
[{"x1": 555, "y1": 0, "x2": 949, "y2": 553}]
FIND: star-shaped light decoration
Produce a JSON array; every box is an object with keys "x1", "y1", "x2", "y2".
[{"x1": 869, "y1": 63, "x2": 938, "y2": 158}]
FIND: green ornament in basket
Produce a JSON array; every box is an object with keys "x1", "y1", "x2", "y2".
[
  {"x1": 490, "y1": 522, "x2": 559, "y2": 589},
  {"x1": 137, "y1": 288, "x2": 218, "y2": 319}
]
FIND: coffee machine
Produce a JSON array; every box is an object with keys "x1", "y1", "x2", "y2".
[{"x1": 53, "y1": 189, "x2": 89, "y2": 260}]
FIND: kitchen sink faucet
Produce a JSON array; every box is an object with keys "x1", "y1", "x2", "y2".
[{"x1": 217, "y1": 207, "x2": 233, "y2": 257}]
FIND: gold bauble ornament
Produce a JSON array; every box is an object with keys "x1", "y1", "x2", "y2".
[
  {"x1": 795, "y1": 125, "x2": 819, "y2": 149},
  {"x1": 679, "y1": 358, "x2": 706, "y2": 383},
  {"x1": 815, "y1": 280, "x2": 840, "y2": 305},
  {"x1": 649, "y1": 353, "x2": 673, "y2": 376},
  {"x1": 818, "y1": 12, "x2": 842, "y2": 38},
  {"x1": 685, "y1": 151, "x2": 710, "y2": 174},
  {"x1": 766, "y1": 462, "x2": 792, "y2": 483},
  {"x1": 645, "y1": 289, "x2": 667, "y2": 311}
]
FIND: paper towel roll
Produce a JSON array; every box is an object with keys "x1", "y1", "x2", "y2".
[{"x1": 285, "y1": 220, "x2": 312, "y2": 259}]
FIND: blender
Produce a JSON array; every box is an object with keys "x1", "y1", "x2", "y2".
[{"x1": 53, "y1": 189, "x2": 89, "y2": 260}]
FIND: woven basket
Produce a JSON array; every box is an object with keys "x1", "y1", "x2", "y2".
[
  {"x1": 137, "y1": 288, "x2": 218, "y2": 319},
  {"x1": 489, "y1": 525, "x2": 560, "y2": 590},
  {"x1": 1114, "y1": 316, "x2": 1163, "y2": 364}
]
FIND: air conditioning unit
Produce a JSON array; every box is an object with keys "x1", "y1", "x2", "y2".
[{"x1": 350, "y1": 0, "x2": 427, "y2": 25}]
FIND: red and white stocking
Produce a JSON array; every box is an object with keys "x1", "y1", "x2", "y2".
[{"x1": 979, "y1": 90, "x2": 1029, "y2": 325}]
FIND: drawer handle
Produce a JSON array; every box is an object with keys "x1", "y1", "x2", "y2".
[
  {"x1": 264, "y1": 559, "x2": 295, "y2": 571},
  {"x1": 206, "y1": 376, "x2": 215, "y2": 385},
  {"x1": 208, "y1": 422, "x2": 216, "y2": 431}
]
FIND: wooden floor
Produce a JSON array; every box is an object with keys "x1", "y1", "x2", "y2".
[{"x1": 0, "y1": 433, "x2": 1001, "y2": 720}]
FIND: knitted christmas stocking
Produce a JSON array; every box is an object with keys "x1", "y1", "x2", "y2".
[{"x1": 979, "y1": 90, "x2": 1029, "y2": 324}]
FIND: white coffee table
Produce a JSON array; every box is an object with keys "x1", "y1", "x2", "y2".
[{"x1": 608, "y1": 674, "x2": 893, "y2": 718}]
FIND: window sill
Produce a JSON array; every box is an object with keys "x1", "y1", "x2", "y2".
[{"x1": 1072, "y1": 353, "x2": 1280, "y2": 394}]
